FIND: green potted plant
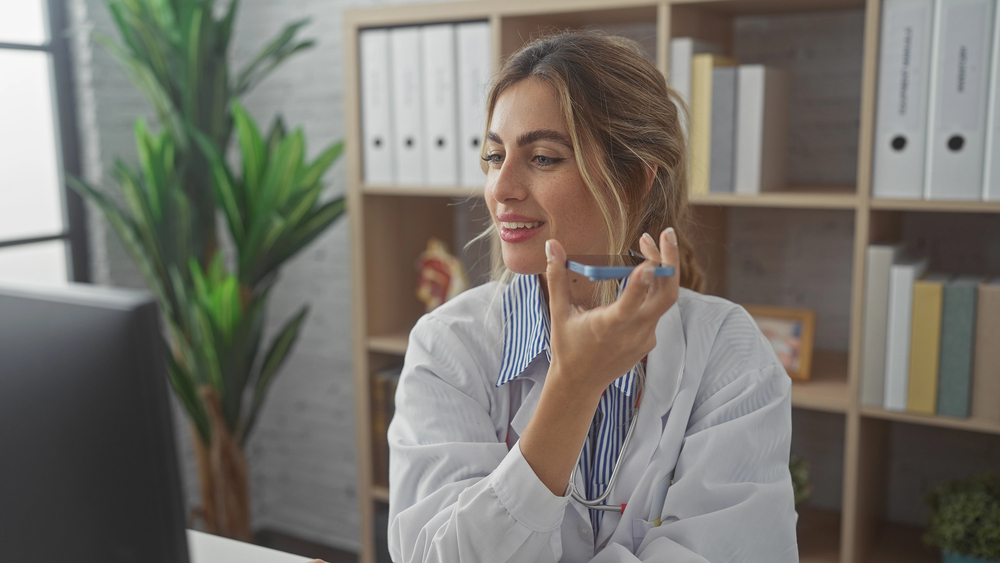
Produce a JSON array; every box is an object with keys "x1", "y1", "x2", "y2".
[
  {"x1": 71, "y1": 0, "x2": 344, "y2": 541},
  {"x1": 790, "y1": 454, "x2": 813, "y2": 507},
  {"x1": 924, "y1": 473, "x2": 1000, "y2": 563}
]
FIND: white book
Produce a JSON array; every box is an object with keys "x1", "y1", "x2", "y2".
[
  {"x1": 924, "y1": 0, "x2": 995, "y2": 200},
  {"x1": 861, "y1": 243, "x2": 906, "y2": 407},
  {"x1": 390, "y1": 27, "x2": 425, "y2": 186},
  {"x1": 883, "y1": 255, "x2": 930, "y2": 411},
  {"x1": 982, "y1": 0, "x2": 1000, "y2": 200},
  {"x1": 669, "y1": 37, "x2": 723, "y2": 137},
  {"x1": 872, "y1": 0, "x2": 935, "y2": 200},
  {"x1": 360, "y1": 29, "x2": 394, "y2": 186},
  {"x1": 457, "y1": 21, "x2": 491, "y2": 189},
  {"x1": 421, "y1": 24, "x2": 459, "y2": 187},
  {"x1": 734, "y1": 65, "x2": 790, "y2": 195}
]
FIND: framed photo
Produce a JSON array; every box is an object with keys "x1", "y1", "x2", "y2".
[{"x1": 742, "y1": 305, "x2": 816, "y2": 381}]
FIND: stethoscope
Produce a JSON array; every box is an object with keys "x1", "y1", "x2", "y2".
[{"x1": 568, "y1": 375, "x2": 643, "y2": 514}]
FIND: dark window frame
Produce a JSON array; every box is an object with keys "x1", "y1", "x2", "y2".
[{"x1": 0, "y1": 0, "x2": 90, "y2": 283}]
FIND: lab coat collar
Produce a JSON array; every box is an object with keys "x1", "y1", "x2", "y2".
[{"x1": 495, "y1": 274, "x2": 636, "y2": 397}]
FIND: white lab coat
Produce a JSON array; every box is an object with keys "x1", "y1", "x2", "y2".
[{"x1": 387, "y1": 282, "x2": 799, "y2": 563}]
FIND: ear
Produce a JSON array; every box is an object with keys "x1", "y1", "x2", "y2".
[{"x1": 644, "y1": 163, "x2": 659, "y2": 195}]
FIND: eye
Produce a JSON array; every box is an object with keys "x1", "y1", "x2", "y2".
[
  {"x1": 533, "y1": 154, "x2": 563, "y2": 167},
  {"x1": 482, "y1": 153, "x2": 503, "y2": 166}
]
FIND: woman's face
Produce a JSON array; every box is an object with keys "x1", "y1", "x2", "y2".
[{"x1": 484, "y1": 78, "x2": 608, "y2": 275}]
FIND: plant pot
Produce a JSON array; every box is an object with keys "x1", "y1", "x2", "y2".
[
  {"x1": 190, "y1": 387, "x2": 252, "y2": 542},
  {"x1": 943, "y1": 550, "x2": 1000, "y2": 563}
]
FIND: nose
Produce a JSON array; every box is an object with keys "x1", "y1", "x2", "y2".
[{"x1": 486, "y1": 158, "x2": 528, "y2": 204}]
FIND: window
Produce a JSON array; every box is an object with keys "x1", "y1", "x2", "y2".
[{"x1": 0, "y1": 0, "x2": 88, "y2": 286}]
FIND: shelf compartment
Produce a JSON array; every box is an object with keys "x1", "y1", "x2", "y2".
[
  {"x1": 689, "y1": 185, "x2": 858, "y2": 209},
  {"x1": 670, "y1": 0, "x2": 864, "y2": 16},
  {"x1": 363, "y1": 184, "x2": 483, "y2": 198},
  {"x1": 870, "y1": 198, "x2": 1000, "y2": 214},
  {"x1": 860, "y1": 407, "x2": 1000, "y2": 437},
  {"x1": 797, "y1": 506, "x2": 842, "y2": 563},
  {"x1": 864, "y1": 522, "x2": 937, "y2": 563},
  {"x1": 369, "y1": 333, "x2": 410, "y2": 355},
  {"x1": 791, "y1": 350, "x2": 849, "y2": 413}
]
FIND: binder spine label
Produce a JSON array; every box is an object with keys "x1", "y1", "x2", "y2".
[{"x1": 940, "y1": 1, "x2": 990, "y2": 132}]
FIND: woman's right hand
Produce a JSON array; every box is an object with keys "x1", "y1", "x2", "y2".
[{"x1": 544, "y1": 228, "x2": 681, "y2": 399}]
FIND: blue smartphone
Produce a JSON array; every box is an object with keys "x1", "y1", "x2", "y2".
[{"x1": 566, "y1": 255, "x2": 675, "y2": 281}]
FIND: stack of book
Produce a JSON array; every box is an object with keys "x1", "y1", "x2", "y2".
[
  {"x1": 861, "y1": 243, "x2": 1000, "y2": 420},
  {"x1": 873, "y1": 0, "x2": 1000, "y2": 201},
  {"x1": 371, "y1": 364, "x2": 402, "y2": 488},
  {"x1": 671, "y1": 37, "x2": 790, "y2": 197},
  {"x1": 359, "y1": 22, "x2": 491, "y2": 188}
]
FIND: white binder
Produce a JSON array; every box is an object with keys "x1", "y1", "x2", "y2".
[
  {"x1": 360, "y1": 29, "x2": 394, "y2": 186},
  {"x1": 924, "y1": 0, "x2": 995, "y2": 200},
  {"x1": 983, "y1": 0, "x2": 1000, "y2": 200},
  {"x1": 457, "y1": 22, "x2": 491, "y2": 189},
  {"x1": 390, "y1": 26, "x2": 425, "y2": 186},
  {"x1": 421, "y1": 24, "x2": 459, "y2": 187},
  {"x1": 872, "y1": 0, "x2": 935, "y2": 199},
  {"x1": 883, "y1": 255, "x2": 929, "y2": 412},
  {"x1": 734, "y1": 65, "x2": 789, "y2": 195}
]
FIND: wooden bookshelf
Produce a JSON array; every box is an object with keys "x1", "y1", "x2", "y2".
[{"x1": 344, "y1": 1, "x2": 1000, "y2": 561}]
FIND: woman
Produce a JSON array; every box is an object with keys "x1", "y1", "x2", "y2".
[{"x1": 387, "y1": 31, "x2": 798, "y2": 562}]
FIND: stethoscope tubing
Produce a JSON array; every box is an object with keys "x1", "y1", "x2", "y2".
[{"x1": 569, "y1": 396, "x2": 641, "y2": 513}]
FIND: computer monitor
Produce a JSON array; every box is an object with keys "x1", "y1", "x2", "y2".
[{"x1": 0, "y1": 282, "x2": 189, "y2": 563}]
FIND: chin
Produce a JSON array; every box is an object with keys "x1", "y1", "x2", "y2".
[{"x1": 501, "y1": 249, "x2": 546, "y2": 276}]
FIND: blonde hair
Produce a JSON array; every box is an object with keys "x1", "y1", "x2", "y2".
[{"x1": 479, "y1": 30, "x2": 706, "y2": 304}]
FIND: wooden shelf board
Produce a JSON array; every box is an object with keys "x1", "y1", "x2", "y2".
[
  {"x1": 864, "y1": 522, "x2": 937, "y2": 563},
  {"x1": 869, "y1": 198, "x2": 1000, "y2": 214},
  {"x1": 791, "y1": 350, "x2": 849, "y2": 414},
  {"x1": 368, "y1": 333, "x2": 410, "y2": 356},
  {"x1": 363, "y1": 184, "x2": 483, "y2": 198},
  {"x1": 372, "y1": 485, "x2": 390, "y2": 503},
  {"x1": 797, "y1": 506, "x2": 841, "y2": 563},
  {"x1": 669, "y1": 0, "x2": 865, "y2": 15},
  {"x1": 860, "y1": 406, "x2": 1000, "y2": 436},
  {"x1": 689, "y1": 185, "x2": 858, "y2": 209}
]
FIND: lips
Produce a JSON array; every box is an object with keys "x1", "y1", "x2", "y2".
[{"x1": 496, "y1": 213, "x2": 545, "y2": 243}]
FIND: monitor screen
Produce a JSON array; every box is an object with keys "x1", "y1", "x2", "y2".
[{"x1": 0, "y1": 282, "x2": 189, "y2": 563}]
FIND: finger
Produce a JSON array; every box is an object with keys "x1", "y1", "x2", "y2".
[
  {"x1": 654, "y1": 227, "x2": 681, "y2": 304},
  {"x1": 545, "y1": 239, "x2": 573, "y2": 321},
  {"x1": 638, "y1": 232, "x2": 661, "y2": 263},
  {"x1": 616, "y1": 259, "x2": 654, "y2": 314}
]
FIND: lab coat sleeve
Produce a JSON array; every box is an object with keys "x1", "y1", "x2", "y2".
[
  {"x1": 591, "y1": 309, "x2": 798, "y2": 563},
  {"x1": 387, "y1": 314, "x2": 570, "y2": 563}
]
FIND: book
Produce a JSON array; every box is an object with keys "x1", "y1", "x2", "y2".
[
  {"x1": 924, "y1": 0, "x2": 995, "y2": 200},
  {"x1": 421, "y1": 24, "x2": 459, "y2": 187},
  {"x1": 689, "y1": 54, "x2": 738, "y2": 196},
  {"x1": 872, "y1": 0, "x2": 935, "y2": 199},
  {"x1": 734, "y1": 65, "x2": 790, "y2": 195},
  {"x1": 710, "y1": 66, "x2": 738, "y2": 194},
  {"x1": 971, "y1": 277, "x2": 1000, "y2": 422},
  {"x1": 371, "y1": 365, "x2": 402, "y2": 488},
  {"x1": 668, "y1": 37, "x2": 724, "y2": 137},
  {"x1": 861, "y1": 243, "x2": 906, "y2": 407},
  {"x1": 907, "y1": 272, "x2": 951, "y2": 414},
  {"x1": 884, "y1": 255, "x2": 930, "y2": 411},
  {"x1": 937, "y1": 274, "x2": 986, "y2": 417},
  {"x1": 360, "y1": 29, "x2": 394, "y2": 185}
]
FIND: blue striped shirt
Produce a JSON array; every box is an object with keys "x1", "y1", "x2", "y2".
[{"x1": 496, "y1": 274, "x2": 639, "y2": 536}]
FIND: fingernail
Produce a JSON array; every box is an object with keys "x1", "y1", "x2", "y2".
[
  {"x1": 642, "y1": 232, "x2": 655, "y2": 246},
  {"x1": 666, "y1": 227, "x2": 678, "y2": 246},
  {"x1": 545, "y1": 240, "x2": 553, "y2": 261}
]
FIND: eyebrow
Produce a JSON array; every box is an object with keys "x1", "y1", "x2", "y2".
[{"x1": 485, "y1": 129, "x2": 574, "y2": 150}]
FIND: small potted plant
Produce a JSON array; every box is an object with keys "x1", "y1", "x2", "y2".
[
  {"x1": 790, "y1": 454, "x2": 813, "y2": 507},
  {"x1": 924, "y1": 473, "x2": 1000, "y2": 563}
]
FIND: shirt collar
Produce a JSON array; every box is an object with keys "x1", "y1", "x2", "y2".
[{"x1": 495, "y1": 274, "x2": 637, "y2": 396}]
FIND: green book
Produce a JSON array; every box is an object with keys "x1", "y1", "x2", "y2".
[{"x1": 936, "y1": 275, "x2": 984, "y2": 417}]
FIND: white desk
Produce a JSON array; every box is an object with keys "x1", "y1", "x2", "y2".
[{"x1": 188, "y1": 530, "x2": 313, "y2": 563}]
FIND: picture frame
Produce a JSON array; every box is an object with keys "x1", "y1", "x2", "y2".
[{"x1": 742, "y1": 305, "x2": 817, "y2": 381}]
